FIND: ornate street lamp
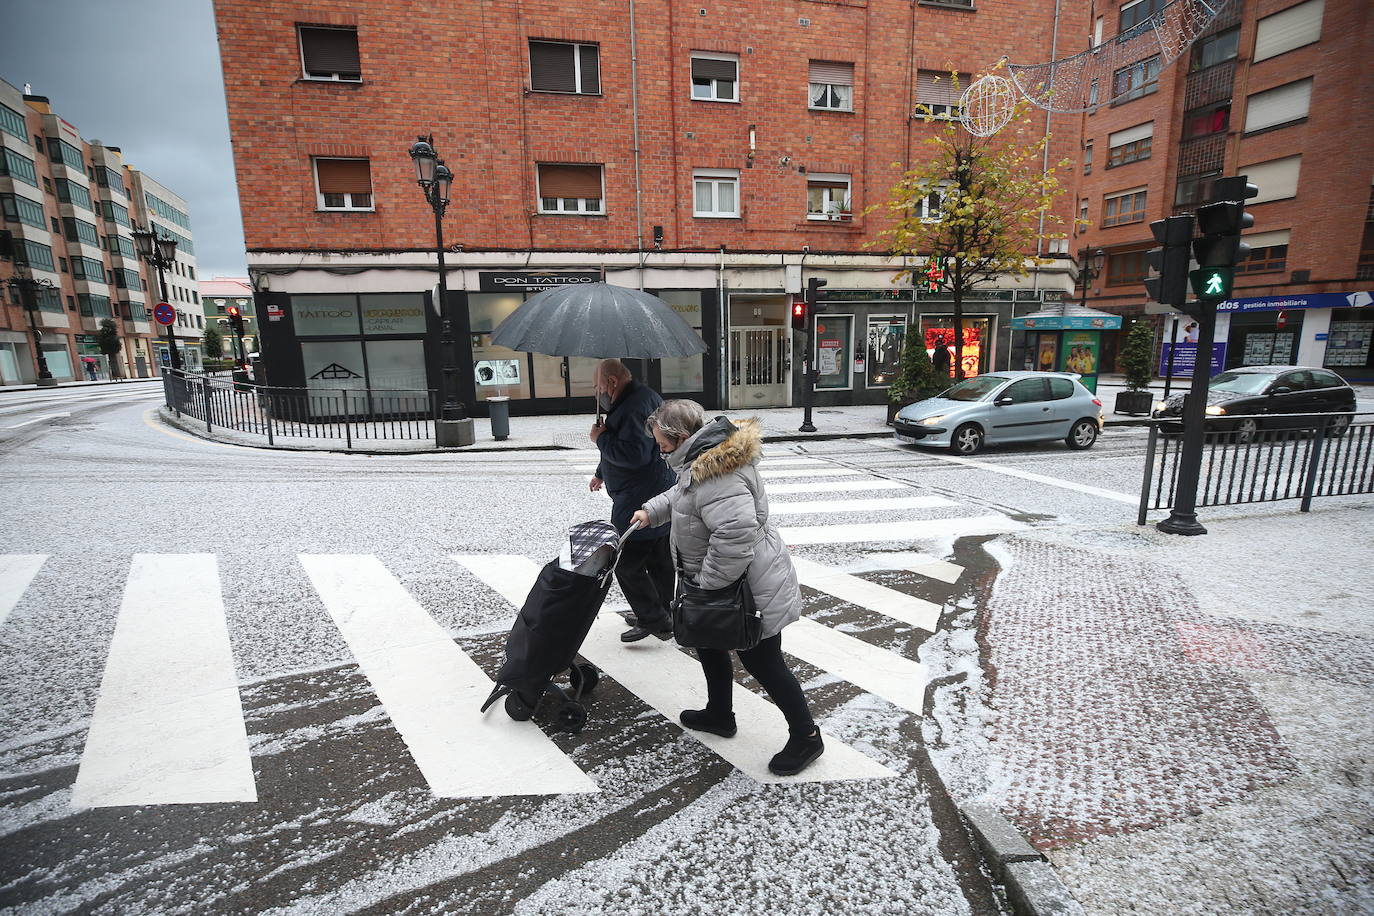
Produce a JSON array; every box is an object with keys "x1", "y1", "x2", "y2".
[
  {"x1": 133, "y1": 223, "x2": 180, "y2": 371},
  {"x1": 6, "y1": 269, "x2": 57, "y2": 386},
  {"x1": 1078, "y1": 248, "x2": 1106, "y2": 310},
  {"x1": 409, "y1": 134, "x2": 471, "y2": 446}
]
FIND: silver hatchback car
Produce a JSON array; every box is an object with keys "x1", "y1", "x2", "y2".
[{"x1": 893, "y1": 371, "x2": 1105, "y2": 455}]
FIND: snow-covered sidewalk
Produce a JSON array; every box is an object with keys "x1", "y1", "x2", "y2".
[{"x1": 930, "y1": 504, "x2": 1374, "y2": 914}]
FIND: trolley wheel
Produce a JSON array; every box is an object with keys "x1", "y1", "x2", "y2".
[
  {"x1": 504, "y1": 691, "x2": 535, "y2": 722},
  {"x1": 556, "y1": 701, "x2": 588, "y2": 734},
  {"x1": 571, "y1": 663, "x2": 600, "y2": 694}
]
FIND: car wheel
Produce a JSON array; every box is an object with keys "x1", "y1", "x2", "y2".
[
  {"x1": 1065, "y1": 418, "x2": 1098, "y2": 450},
  {"x1": 1326, "y1": 413, "x2": 1352, "y2": 438},
  {"x1": 950, "y1": 423, "x2": 984, "y2": 455},
  {"x1": 1234, "y1": 417, "x2": 1259, "y2": 444}
]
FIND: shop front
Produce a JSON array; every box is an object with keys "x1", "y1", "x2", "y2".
[
  {"x1": 1216, "y1": 291, "x2": 1374, "y2": 382},
  {"x1": 807, "y1": 289, "x2": 916, "y2": 407},
  {"x1": 1009, "y1": 303, "x2": 1123, "y2": 392}
]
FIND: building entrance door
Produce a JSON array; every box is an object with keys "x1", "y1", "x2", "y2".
[{"x1": 729, "y1": 326, "x2": 788, "y2": 408}]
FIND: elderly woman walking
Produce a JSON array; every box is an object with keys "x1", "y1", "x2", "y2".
[{"x1": 630, "y1": 399, "x2": 823, "y2": 776}]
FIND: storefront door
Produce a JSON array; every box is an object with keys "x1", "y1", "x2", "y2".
[{"x1": 729, "y1": 326, "x2": 788, "y2": 408}]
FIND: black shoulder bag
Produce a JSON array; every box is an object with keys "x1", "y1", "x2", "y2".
[{"x1": 671, "y1": 547, "x2": 762, "y2": 651}]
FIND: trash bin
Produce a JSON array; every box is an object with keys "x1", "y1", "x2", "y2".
[
  {"x1": 232, "y1": 369, "x2": 252, "y2": 393},
  {"x1": 487, "y1": 396, "x2": 511, "y2": 441}
]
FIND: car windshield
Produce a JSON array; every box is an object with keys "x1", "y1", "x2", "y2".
[
  {"x1": 940, "y1": 376, "x2": 1010, "y2": 401},
  {"x1": 1209, "y1": 371, "x2": 1275, "y2": 395}
]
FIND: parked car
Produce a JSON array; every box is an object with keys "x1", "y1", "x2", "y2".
[
  {"x1": 1151, "y1": 365, "x2": 1356, "y2": 441},
  {"x1": 893, "y1": 371, "x2": 1105, "y2": 455}
]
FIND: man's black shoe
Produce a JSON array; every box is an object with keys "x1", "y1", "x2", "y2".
[
  {"x1": 620, "y1": 624, "x2": 672, "y2": 643},
  {"x1": 679, "y1": 708, "x2": 738, "y2": 737},
  {"x1": 768, "y1": 729, "x2": 825, "y2": 775}
]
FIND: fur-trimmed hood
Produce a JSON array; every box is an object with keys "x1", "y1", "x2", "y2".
[{"x1": 668, "y1": 417, "x2": 763, "y2": 483}]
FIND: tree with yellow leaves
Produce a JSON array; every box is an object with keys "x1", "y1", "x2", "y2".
[{"x1": 868, "y1": 76, "x2": 1073, "y2": 379}]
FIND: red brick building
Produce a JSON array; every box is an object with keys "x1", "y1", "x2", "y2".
[
  {"x1": 1073, "y1": 0, "x2": 1374, "y2": 381},
  {"x1": 215, "y1": 0, "x2": 1087, "y2": 413}
]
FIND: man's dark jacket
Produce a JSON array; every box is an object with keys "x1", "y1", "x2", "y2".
[{"x1": 594, "y1": 380, "x2": 675, "y2": 541}]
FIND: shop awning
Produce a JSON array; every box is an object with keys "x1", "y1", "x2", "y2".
[{"x1": 1011, "y1": 303, "x2": 1123, "y2": 330}]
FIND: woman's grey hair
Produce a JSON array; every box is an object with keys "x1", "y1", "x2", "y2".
[{"x1": 645, "y1": 399, "x2": 705, "y2": 442}]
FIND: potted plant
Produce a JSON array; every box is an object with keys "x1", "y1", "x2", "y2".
[
  {"x1": 1115, "y1": 319, "x2": 1155, "y2": 415},
  {"x1": 886, "y1": 330, "x2": 945, "y2": 424}
]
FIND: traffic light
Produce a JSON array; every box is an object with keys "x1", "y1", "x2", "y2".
[
  {"x1": 1191, "y1": 176, "x2": 1258, "y2": 303},
  {"x1": 1143, "y1": 214, "x2": 1194, "y2": 307},
  {"x1": 797, "y1": 277, "x2": 827, "y2": 331},
  {"x1": 791, "y1": 299, "x2": 807, "y2": 331},
  {"x1": 226, "y1": 304, "x2": 246, "y2": 336}
]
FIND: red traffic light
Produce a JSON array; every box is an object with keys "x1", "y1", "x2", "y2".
[
  {"x1": 226, "y1": 305, "x2": 241, "y2": 318},
  {"x1": 791, "y1": 300, "x2": 807, "y2": 331}
]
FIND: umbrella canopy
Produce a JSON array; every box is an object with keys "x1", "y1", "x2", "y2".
[{"x1": 490, "y1": 283, "x2": 707, "y2": 359}]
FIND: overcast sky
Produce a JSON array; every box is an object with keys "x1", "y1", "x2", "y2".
[{"x1": 0, "y1": 0, "x2": 247, "y2": 279}]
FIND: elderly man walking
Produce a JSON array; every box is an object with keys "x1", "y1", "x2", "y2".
[{"x1": 588, "y1": 359, "x2": 677, "y2": 642}]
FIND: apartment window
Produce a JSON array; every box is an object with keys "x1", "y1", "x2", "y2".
[
  {"x1": 1236, "y1": 230, "x2": 1291, "y2": 273},
  {"x1": 691, "y1": 53, "x2": 739, "y2": 102},
  {"x1": 1, "y1": 193, "x2": 45, "y2": 229},
  {"x1": 113, "y1": 268, "x2": 144, "y2": 291},
  {"x1": 1088, "y1": 79, "x2": 1099, "y2": 108},
  {"x1": 1107, "y1": 122, "x2": 1153, "y2": 167},
  {"x1": 0, "y1": 102, "x2": 25, "y2": 141},
  {"x1": 1120, "y1": 0, "x2": 1165, "y2": 32},
  {"x1": 46, "y1": 138, "x2": 84, "y2": 172},
  {"x1": 809, "y1": 61, "x2": 854, "y2": 111},
  {"x1": 1102, "y1": 188, "x2": 1147, "y2": 227},
  {"x1": 1190, "y1": 27, "x2": 1239, "y2": 71},
  {"x1": 101, "y1": 200, "x2": 131, "y2": 227},
  {"x1": 15, "y1": 240, "x2": 55, "y2": 271},
  {"x1": 693, "y1": 169, "x2": 740, "y2": 217},
  {"x1": 128, "y1": 301, "x2": 148, "y2": 321},
  {"x1": 188, "y1": 265, "x2": 195, "y2": 279},
  {"x1": 1244, "y1": 155, "x2": 1302, "y2": 203},
  {"x1": 1106, "y1": 249, "x2": 1151, "y2": 285},
  {"x1": 55, "y1": 179, "x2": 93, "y2": 210},
  {"x1": 144, "y1": 192, "x2": 192, "y2": 229},
  {"x1": 807, "y1": 173, "x2": 851, "y2": 221},
  {"x1": 1254, "y1": 0, "x2": 1324, "y2": 62},
  {"x1": 536, "y1": 163, "x2": 604, "y2": 214},
  {"x1": 1113, "y1": 56, "x2": 1160, "y2": 103},
  {"x1": 313, "y1": 158, "x2": 373, "y2": 210},
  {"x1": 94, "y1": 166, "x2": 126, "y2": 195},
  {"x1": 195, "y1": 314, "x2": 203, "y2": 327},
  {"x1": 1183, "y1": 104, "x2": 1230, "y2": 139},
  {"x1": 917, "y1": 184, "x2": 952, "y2": 222},
  {"x1": 1078, "y1": 197, "x2": 1089, "y2": 229},
  {"x1": 1175, "y1": 170, "x2": 1220, "y2": 206},
  {"x1": 298, "y1": 26, "x2": 361, "y2": 81},
  {"x1": 915, "y1": 70, "x2": 967, "y2": 119},
  {"x1": 1244, "y1": 78, "x2": 1312, "y2": 134},
  {"x1": 1, "y1": 148, "x2": 39, "y2": 187},
  {"x1": 64, "y1": 217, "x2": 100, "y2": 248},
  {"x1": 108, "y1": 234, "x2": 136, "y2": 258},
  {"x1": 51, "y1": 216, "x2": 60, "y2": 232},
  {"x1": 72, "y1": 256, "x2": 106, "y2": 281},
  {"x1": 1083, "y1": 141, "x2": 1093, "y2": 175},
  {"x1": 529, "y1": 40, "x2": 600, "y2": 94},
  {"x1": 59, "y1": 257, "x2": 68, "y2": 273}
]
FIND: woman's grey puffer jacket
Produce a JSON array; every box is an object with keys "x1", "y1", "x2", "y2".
[{"x1": 642, "y1": 416, "x2": 802, "y2": 640}]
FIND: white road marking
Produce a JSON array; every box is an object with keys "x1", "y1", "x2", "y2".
[
  {"x1": 760, "y1": 467, "x2": 861, "y2": 479},
  {"x1": 301, "y1": 554, "x2": 596, "y2": 799},
  {"x1": 875, "y1": 440, "x2": 1137, "y2": 504},
  {"x1": 781, "y1": 515, "x2": 1026, "y2": 545},
  {"x1": 2, "y1": 412, "x2": 71, "y2": 429},
  {"x1": 72, "y1": 554, "x2": 256, "y2": 808},
  {"x1": 768, "y1": 495, "x2": 956, "y2": 516},
  {"x1": 767, "y1": 479, "x2": 910, "y2": 495},
  {"x1": 0, "y1": 555, "x2": 47, "y2": 628},
  {"x1": 756, "y1": 458, "x2": 831, "y2": 467},
  {"x1": 784, "y1": 619, "x2": 927, "y2": 715},
  {"x1": 791, "y1": 556, "x2": 943, "y2": 632},
  {"x1": 839, "y1": 552, "x2": 966, "y2": 585},
  {"x1": 454, "y1": 555, "x2": 896, "y2": 785}
]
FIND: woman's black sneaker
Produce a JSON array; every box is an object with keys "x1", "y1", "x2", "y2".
[
  {"x1": 768, "y1": 729, "x2": 824, "y2": 775},
  {"x1": 679, "y1": 708, "x2": 737, "y2": 738}
]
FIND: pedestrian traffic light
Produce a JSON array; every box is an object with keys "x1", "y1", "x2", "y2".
[
  {"x1": 791, "y1": 299, "x2": 808, "y2": 331},
  {"x1": 1191, "y1": 176, "x2": 1257, "y2": 303},
  {"x1": 1189, "y1": 265, "x2": 1234, "y2": 301},
  {"x1": 1144, "y1": 214, "x2": 1194, "y2": 307}
]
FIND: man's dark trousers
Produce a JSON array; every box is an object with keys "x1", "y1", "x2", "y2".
[{"x1": 615, "y1": 532, "x2": 674, "y2": 632}]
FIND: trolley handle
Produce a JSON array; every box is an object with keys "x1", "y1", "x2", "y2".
[{"x1": 601, "y1": 520, "x2": 643, "y2": 586}]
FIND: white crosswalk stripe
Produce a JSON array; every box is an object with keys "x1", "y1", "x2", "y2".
[
  {"x1": 0, "y1": 554, "x2": 46, "y2": 628},
  {"x1": 759, "y1": 467, "x2": 860, "y2": 479},
  {"x1": 454, "y1": 555, "x2": 898, "y2": 785},
  {"x1": 768, "y1": 495, "x2": 956, "y2": 515},
  {"x1": 781, "y1": 515, "x2": 1026, "y2": 545},
  {"x1": 791, "y1": 556, "x2": 944, "y2": 632},
  {"x1": 73, "y1": 554, "x2": 256, "y2": 808},
  {"x1": 767, "y1": 478, "x2": 910, "y2": 495},
  {"x1": 783, "y1": 619, "x2": 927, "y2": 715},
  {"x1": 301, "y1": 554, "x2": 598, "y2": 799}
]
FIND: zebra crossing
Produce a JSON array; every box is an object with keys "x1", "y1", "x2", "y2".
[{"x1": 2, "y1": 450, "x2": 1014, "y2": 810}]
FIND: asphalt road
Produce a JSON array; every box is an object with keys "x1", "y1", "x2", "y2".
[{"x1": 0, "y1": 386, "x2": 1156, "y2": 914}]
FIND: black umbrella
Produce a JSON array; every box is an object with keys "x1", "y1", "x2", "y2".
[{"x1": 490, "y1": 283, "x2": 707, "y2": 359}]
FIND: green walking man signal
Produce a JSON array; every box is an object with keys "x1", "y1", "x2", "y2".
[{"x1": 1190, "y1": 266, "x2": 1233, "y2": 301}]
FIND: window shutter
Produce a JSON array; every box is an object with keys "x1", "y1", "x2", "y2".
[
  {"x1": 1244, "y1": 79, "x2": 1312, "y2": 133},
  {"x1": 1244, "y1": 155, "x2": 1301, "y2": 203},
  {"x1": 917, "y1": 70, "x2": 965, "y2": 106},
  {"x1": 299, "y1": 27, "x2": 360, "y2": 75},
  {"x1": 1254, "y1": 0, "x2": 1323, "y2": 62},
  {"x1": 579, "y1": 45, "x2": 600, "y2": 94},
  {"x1": 808, "y1": 178, "x2": 849, "y2": 190},
  {"x1": 538, "y1": 164, "x2": 602, "y2": 198},
  {"x1": 1109, "y1": 121, "x2": 1154, "y2": 148},
  {"x1": 1243, "y1": 229, "x2": 1291, "y2": 249},
  {"x1": 315, "y1": 158, "x2": 372, "y2": 194},
  {"x1": 529, "y1": 41, "x2": 577, "y2": 92},
  {"x1": 809, "y1": 61, "x2": 854, "y2": 86},
  {"x1": 691, "y1": 56, "x2": 737, "y2": 80}
]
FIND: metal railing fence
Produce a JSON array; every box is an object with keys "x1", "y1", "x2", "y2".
[
  {"x1": 1138, "y1": 411, "x2": 1374, "y2": 523},
  {"x1": 162, "y1": 370, "x2": 438, "y2": 447}
]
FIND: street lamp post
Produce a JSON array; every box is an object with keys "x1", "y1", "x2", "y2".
[
  {"x1": 1078, "y1": 248, "x2": 1106, "y2": 311},
  {"x1": 409, "y1": 135, "x2": 474, "y2": 447},
  {"x1": 133, "y1": 224, "x2": 180, "y2": 371},
  {"x1": 7, "y1": 270, "x2": 57, "y2": 386}
]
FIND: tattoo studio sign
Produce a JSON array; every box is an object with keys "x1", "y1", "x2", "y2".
[{"x1": 478, "y1": 271, "x2": 600, "y2": 292}]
